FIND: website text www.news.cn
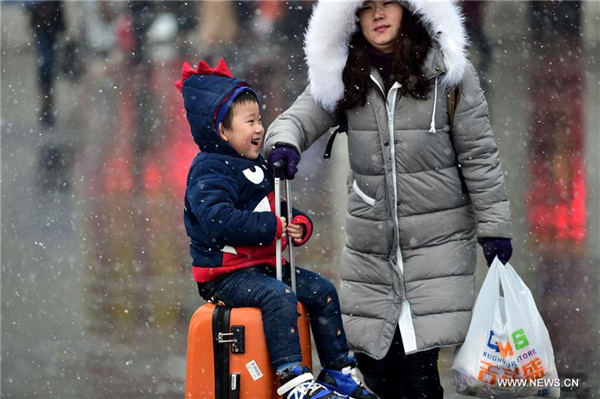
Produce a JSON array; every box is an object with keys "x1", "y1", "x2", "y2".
[{"x1": 497, "y1": 378, "x2": 580, "y2": 389}]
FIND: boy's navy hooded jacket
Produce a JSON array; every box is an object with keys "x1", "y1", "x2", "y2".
[{"x1": 177, "y1": 59, "x2": 312, "y2": 283}]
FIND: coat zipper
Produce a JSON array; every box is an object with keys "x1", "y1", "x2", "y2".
[
  {"x1": 369, "y1": 74, "x2": 404, "y2": 275},
  {"x1": 370, "y1": 74, "x2": 418, "y2": 353}
]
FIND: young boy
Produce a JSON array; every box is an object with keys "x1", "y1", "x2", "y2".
[{"x1": 176, "y1": 59, "x2": 376, "y2": 399}]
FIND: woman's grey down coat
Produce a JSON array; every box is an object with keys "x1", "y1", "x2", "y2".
[{"x1": 265, "y1": 0, "x2": 512, "y2": 358}]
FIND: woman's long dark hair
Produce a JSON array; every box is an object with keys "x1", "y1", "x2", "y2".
[{"x1": 336, "y1": 7, "x2": 433, "y2": 113}]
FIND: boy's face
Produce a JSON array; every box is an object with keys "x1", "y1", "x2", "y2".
[{"x1": 219, "y1": 100, "x2": 264, "y2": 160}]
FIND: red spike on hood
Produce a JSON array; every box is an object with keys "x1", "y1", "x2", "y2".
[
  {"x1": 213, "y1": 58, "x2": 233, "y2": 78},
  {"x1": 174, "y1": 61, "x2": 197, "y2": 92},
  {"x1": 195, "y1": 60, "x2": 214, "y2": 76},
  {"x1": 174, "y1": 58, "x2": 233, "y2": 92}
]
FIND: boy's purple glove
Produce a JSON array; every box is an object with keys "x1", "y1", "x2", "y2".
[
  {"x1": 478, "y1": 238, "x2": 513, "y2": 267},
  {"x1": 267, "y1": 146, "x2": 300, "y2": 180}
]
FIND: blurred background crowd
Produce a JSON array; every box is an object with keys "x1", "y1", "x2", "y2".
[{"x1": 1, "y1": 1, "x2": 599, "y2": 398}]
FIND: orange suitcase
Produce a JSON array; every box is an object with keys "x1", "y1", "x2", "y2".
[
  {"x1": 185, "y1": 302, "x2": 312, "y2": 399},
  {"x1": 185, "y1": 172, "x2": 312, "y2": 399}
]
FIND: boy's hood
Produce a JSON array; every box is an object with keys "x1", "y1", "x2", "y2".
[
  {"x1": 304, "y1": 0, "x2": 468, "y2": 112},
  {"x1": 177, "y1": 59, "x2": 255, "y2": 157}
]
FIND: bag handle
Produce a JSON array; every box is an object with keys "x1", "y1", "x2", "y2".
[
  {"x1": 323, "y1": 111, "x2": 348, "y2": 159},
  {"x1": 448, "y1": 86, "x2": 461, "y2": 127},
  {"x1": 476, "y1": 256, "x2": 502, "y2": 312}
]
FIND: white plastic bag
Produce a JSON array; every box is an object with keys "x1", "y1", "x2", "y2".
[{"x1": 452, "y1": 257, "x2": 559, "y2": 398}]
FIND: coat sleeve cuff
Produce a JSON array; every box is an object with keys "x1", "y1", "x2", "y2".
[
  {"x1": 275, "y1": 215, "x2": 284, "y2": 239},
  {"x1": 291, "y1": 215, "x2": 312, "y2": 246}
]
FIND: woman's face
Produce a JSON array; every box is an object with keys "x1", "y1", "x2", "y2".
[{"x1": 358, "y1": 1, "x2": 404, "y2": 53}]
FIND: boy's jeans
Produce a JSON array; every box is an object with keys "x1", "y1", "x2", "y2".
[{"x1": 209, "y1": 265, "x2": 349, "y2": 370}]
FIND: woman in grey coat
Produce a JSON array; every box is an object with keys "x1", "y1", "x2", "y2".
[{"x1": 265, "y1": 1, "x2": 513, "y2": 397}]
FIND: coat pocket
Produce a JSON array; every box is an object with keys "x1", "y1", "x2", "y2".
[{"x1": 352, "y1": 180, "x2": 376, "y2": 206}]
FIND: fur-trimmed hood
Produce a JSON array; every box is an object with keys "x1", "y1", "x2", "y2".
[{"x1": 304, "y1": 0, "x2": 468, "y2": 112}]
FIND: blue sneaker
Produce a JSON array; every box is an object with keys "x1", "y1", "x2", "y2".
[
  {"x1": 278, "y1": 365, "x2": 342, "y2": 399},
  {"x1": 317, "y1": 356, "x2": 377, "y2": 399}
]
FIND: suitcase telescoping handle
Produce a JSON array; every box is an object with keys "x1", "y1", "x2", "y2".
[{"x1": 272, "y1": 160, "x2": 297, "y2": 293}]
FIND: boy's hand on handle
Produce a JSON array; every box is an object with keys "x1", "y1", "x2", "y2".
[
  {"x1": 268, "y1": 146, "x2": 300, "y2": 180},
  {"x1": 286, "y1": 223, "x2": 305, "y2": 244},
  {"x1": 478, "y1": 238, "x2": 513, "y2": 267},
  {"x1": 279, "y1": 217, "x2": 287, "y2": 236}
]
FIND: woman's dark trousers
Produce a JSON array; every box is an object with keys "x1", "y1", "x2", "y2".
[{"x1": 354, "y1": 328, "x2": 443, "y2": 399}]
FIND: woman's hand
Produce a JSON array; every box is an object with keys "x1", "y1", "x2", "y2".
[
  {"x1": 286, "y1": 223, "x2": 305, "y2": 244},
  {"x1": 267, "y1": 146, "x2": 300, "y2": 180},
  {"x1": 478, "y1": 238, "x2": 513, "y2": 266}
]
